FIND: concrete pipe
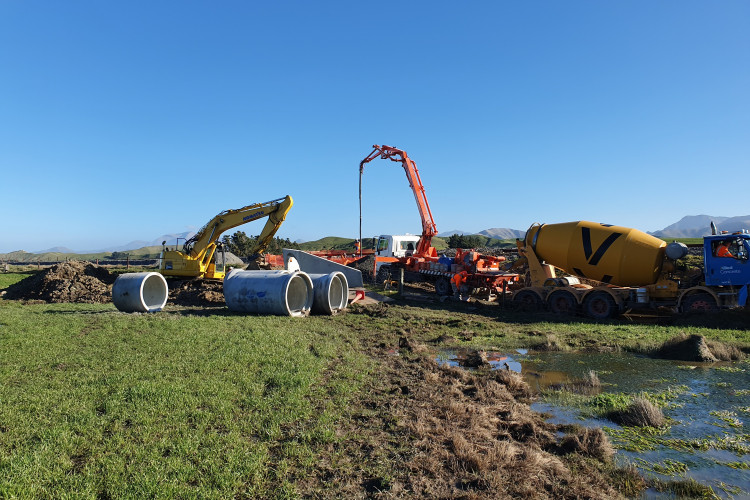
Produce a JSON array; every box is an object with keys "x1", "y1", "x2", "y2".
[
  {"x1": 309, "y1": 272, "x2": 349, "y2": 315},
  {"x1": 112, "y1": 272, "x2": 168, "y2": 313},
  {"x1": 223, "y1": 268, "x2": 313, "y2": 317}
]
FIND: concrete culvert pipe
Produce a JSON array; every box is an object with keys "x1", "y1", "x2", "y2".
[
  {"x1": 309, "y1": 272, "x2": 349, "y2": 315},
  {"x1": 112, "y1": 272, "x2": 168, "y2": 313},
  {"x1": 223, "y1": 269, "x2": 313, "y2": 317}
]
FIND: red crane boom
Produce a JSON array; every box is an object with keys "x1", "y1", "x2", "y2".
[{"x1": 359, "y1": 145, "x2": 438, "y2": 257}]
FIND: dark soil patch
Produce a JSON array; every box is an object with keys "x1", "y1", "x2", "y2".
[
  {"x1": 3, "y1": 262, "x2": 116, "y2": 303},
  {"x1": 167, "y1": 279, "x2": 225, "y2": 307},
  {"x1": 349, "y1": 255, "x2": 376, "y2": 283}
]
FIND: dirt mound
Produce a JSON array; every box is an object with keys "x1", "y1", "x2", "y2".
[
  {"x1": 349, "y1": 255, "x2": 376, "y2": 283},
  {"x1": 3, "y1": 261, "x2": 117, "y2": 303},
  {"x1": 168, "y1": 279, "x2": 225, "y2": 307}
]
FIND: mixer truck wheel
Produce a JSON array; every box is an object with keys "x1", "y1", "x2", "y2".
[
  {"x1": 513, "y1": 290, "x2": 542, "y2": 311},
  {"x1": 583, "y1": 292, "x2": 617, "y2": 319},
  {"x1": 680, "y1": 293, "x2": 718, "y2": 313},
  {"x1": 434, "y1": 277, "x2": 452, "y2": 296},
  {"x1": 547, "y1": 290, "x2": 578, "y2": 315}
]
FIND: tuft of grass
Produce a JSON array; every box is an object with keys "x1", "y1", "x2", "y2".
[
  {"x1": 608, "y1": 397, "x2": 666, "y2": 428},
  {"x1": 649, "y1": 477, "x2": 720, "y2": 499}
]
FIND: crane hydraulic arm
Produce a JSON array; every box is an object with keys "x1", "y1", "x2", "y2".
[
  {"x1": 359, "y1": 145, "x2": 438, "y2": 257},
  {"x1": 160, "y1": 195, "x2": 293, "y2": 280}
]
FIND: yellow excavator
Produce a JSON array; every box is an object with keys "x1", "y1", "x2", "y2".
[{"x1": 159, "y1": 195, "x2": 293, "y2": 280}]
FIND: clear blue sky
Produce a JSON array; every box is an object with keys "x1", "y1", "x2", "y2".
[{"x1": 1, "y1": 1, "x2": 748, "y2": 252}]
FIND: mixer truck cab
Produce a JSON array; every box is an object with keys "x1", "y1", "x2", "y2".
[{"x1": 703, "y1": 232, "x2": 750, "y2": 287}]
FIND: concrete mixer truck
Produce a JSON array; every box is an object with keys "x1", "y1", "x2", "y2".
[{"x1": 508, "y1": 221, "x2": 750, "y2": 319}]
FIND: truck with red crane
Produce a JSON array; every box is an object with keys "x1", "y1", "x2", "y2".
[{"x1": 358, "y1": 144, "x2": 519, "y2": 297}]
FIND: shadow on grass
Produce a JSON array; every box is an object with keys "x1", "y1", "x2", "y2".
[{"x1": 389, "y1": 291, "x2": 750, "y2": 332}]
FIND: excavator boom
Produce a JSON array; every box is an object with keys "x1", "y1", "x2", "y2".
[
  {"x1": 160, "y1": 195, "x2": 293, "y2": 279},
  {"x1": 359, "y1": 145, "x2": 437, "y2": 256}
]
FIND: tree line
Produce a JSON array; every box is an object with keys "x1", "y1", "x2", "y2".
[{"x1": 220, "y1": 231, "x2": 300, "y2": 257}]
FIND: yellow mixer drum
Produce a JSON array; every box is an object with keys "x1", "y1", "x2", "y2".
[{"x1": 525, "y1": 221, "x2": 666, "y2": 287}]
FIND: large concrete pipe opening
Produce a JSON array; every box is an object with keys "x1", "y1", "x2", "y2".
[
  {"x1": 309, "y1": 272, "x2": 349, "y2": 315},
  {"x1": 223, "y1": 269, "x2": 313, "y2": 317},
  {"x1": 112, "y1": 272, "x2": 168, "y2": 313}
]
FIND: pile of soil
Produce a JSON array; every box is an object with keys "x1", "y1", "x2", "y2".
[
  {"x1": 349, "y1": 255, "x2": 376, "y2": 283},
  {"x1": 167, "y1": 279, "x2": 225, "y2": 307},
  {"x1": 3, "y1": 261, "x2": 117, "y2": 303}
]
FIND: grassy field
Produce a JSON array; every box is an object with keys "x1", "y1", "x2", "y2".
[
  {"x1": 0, "y1": 300, "x2": 371, "y2": 497},
  {"x1": 1, "y1": 273, "x2": 749, "y2": 497}
]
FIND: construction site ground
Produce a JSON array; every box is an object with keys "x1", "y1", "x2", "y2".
[{"x1": 2, "y1": 263, "x2": 748, "y2": 498}]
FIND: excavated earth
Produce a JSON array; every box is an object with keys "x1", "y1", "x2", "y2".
[
  {"x1": 2, "y1": 262, "x2": 225, "y2": 307},
  {"x1": 166, "y1": 279, "x2": 225, "y2": 306},
  {"x1": 3, "y1": 261, "x2": 116, "y2": 303}
]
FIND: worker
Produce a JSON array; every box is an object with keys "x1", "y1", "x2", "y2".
[
  {"x1": 452, "y1": 271, "x2": 469, "y2": 300},
  {"x1": 354, "y1": 239, "x2": 361, "y2": 255},
  {"x1": 717, "y1": 240, "x2": 734, "y2": 258}
]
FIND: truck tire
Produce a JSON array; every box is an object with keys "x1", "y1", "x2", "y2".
[
  {"x1": 680, "y1": 293, "x2": 718, "y2": 313},
  {"x1": 513, "y1": 290, "x2": 542, "y2": 311},
  {"x1": 434, "y1": 276, "x2": 452, "y2": 296},
  {"x1": 583, "y1": 292, "x2": 617, "y2": 319},
  {"x1": 547, "y1": 290, "x2": 578, "y2": 315}
]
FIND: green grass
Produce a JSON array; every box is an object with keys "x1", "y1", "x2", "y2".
[
  {"x1": 0, "y1": 301, "x2": 371, "y2": 497},
  {"x1": 0, "y1": 271, "x2": 37, "y2": 290},
  {"x1": 1, "y1": 283, "x2": 748, "y2": 497}
]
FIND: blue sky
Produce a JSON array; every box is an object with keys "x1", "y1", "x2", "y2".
[{"x1": 1, "y1": 1, "x2": 748, "y2": 252}]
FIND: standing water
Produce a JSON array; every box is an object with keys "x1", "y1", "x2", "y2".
[{"x1": 438, "y1": 349, "x2": 749, "y2": 498}]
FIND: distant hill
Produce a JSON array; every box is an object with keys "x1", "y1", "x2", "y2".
[
  {"x1": 478, "y1": 228, "x2": 525, "y2": 240},
  {"x1": 298, "y1": 236, "x2": 450, "y2": 251},
  {"x1": 439, "y1": 228, "x2": 525, "y2": 240},
  {"x1": 97, "y1": 231, "x2": 196, "y2": 253},
  {"x1": 437, "y1": 229, "x2": 471, "y2": 237},
  {"x1": 34, "y1": 246, "x2": 76, "y2": 254},
  {"x1": 652, "y1": 215, "x2": 750, "y2": 238}
]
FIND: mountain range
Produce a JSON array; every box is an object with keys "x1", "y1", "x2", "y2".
[
  {"x1": 26, "y1": 215, "x2": 750, "y2": 254},
  {"x1": 34, "y1": 231, "x2": 197, "y2": 254},
  {"x1": 649, "y1": 215, "x2": 750, "y2": 238},
  {"x1": 440, "y1": 215, "x2": 750, "y2": 241}
]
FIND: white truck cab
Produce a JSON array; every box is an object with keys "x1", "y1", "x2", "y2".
[
  {"x1": 376, "y1": 234, "x2": 420, "y2": 257},
  {"x1": 374, "y1": 234, "x2": 420, "y2": 272}
]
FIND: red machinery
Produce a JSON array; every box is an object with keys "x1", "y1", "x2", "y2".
[{"x1": 358, "y1": 144, "x2": 518, "y2": 297}]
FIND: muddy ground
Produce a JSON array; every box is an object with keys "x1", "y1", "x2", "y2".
[{"x1": 294, "y1": 306, "x2": 643, "y2": 499}]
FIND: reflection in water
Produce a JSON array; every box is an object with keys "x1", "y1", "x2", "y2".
[{"x1": 437, "y1": 348, "x2": 750, "y2": 498}]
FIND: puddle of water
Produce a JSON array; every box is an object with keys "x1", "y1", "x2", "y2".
[{"x1": 437, "y1": 348, "x2": 750, "y2": 497}]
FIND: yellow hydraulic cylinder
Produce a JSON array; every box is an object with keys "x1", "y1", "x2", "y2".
[{"x1": 525, "y1": 221, "x2": 666, "y2": 287}]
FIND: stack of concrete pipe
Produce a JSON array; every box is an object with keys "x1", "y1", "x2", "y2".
[
  {"x1": 111, "y1": 252, "x2": 352, "y2": 317},
  {"x1": 223, "y1": 268, "x2": 349, "y2": 317}
]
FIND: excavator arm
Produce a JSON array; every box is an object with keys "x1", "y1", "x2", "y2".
[
  {"x1": 359, "y1": 145, "x2": 437, "y2": 256},
  {"x1": 161, "y1": 195, "x2": 293, "y2": 279}
]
